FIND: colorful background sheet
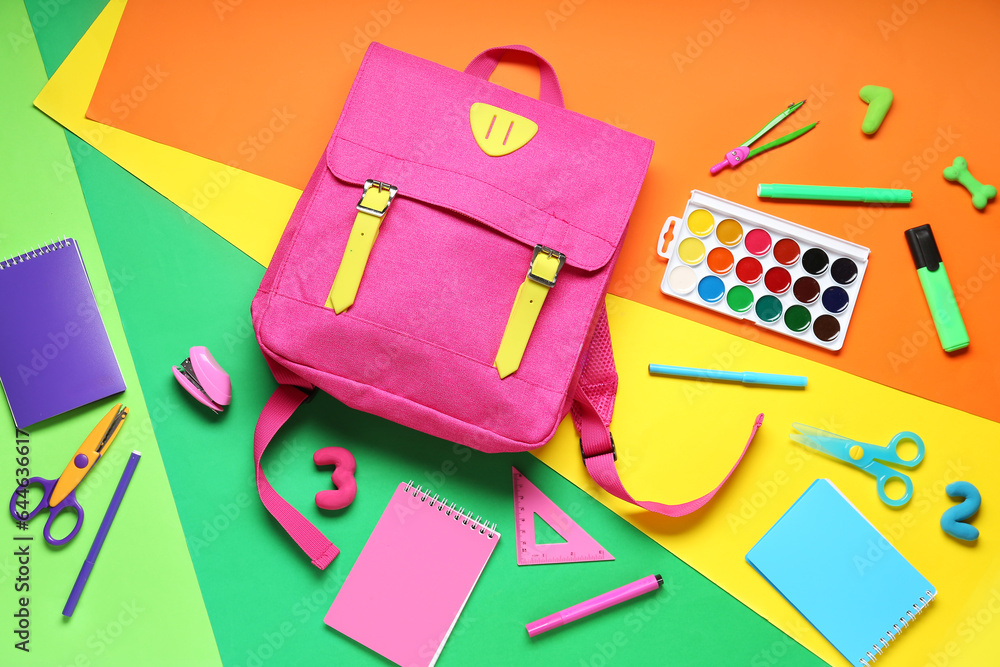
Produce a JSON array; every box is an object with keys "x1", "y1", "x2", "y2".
[
  {"x1": 30, "y1": 59, "x2": 822, "y2": 667},
  {"x1": 19, "y1": 6, "x2": 827, "y2": 667},
  {"x1": 0, "y1": 3, "x2": 218, "y2": 662},
  {"x1": 88, "y1": 0, "x2": 370, "y2": 190},
  {"x1": 13, "y1": 0, "x2": 1000, "y2": 665},
  {"x1": 49, "y1": 0, "x2": 1000, "y2": 426},
  {"x1": 33, "y1": 0, "x2": 299, "y2": 267}
]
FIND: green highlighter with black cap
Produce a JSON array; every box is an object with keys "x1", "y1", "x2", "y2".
[{"x1": 905, "y1": 224, "x2": 969, "y2": 352}]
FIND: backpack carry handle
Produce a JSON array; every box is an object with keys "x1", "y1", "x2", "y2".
[{"x1": 464, "y1": 45, "x2": 565, "y2": 108}]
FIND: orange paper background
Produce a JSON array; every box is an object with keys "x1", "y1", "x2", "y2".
[{"x1": 87, "y1": 0, "x2": 1000, "y2": 422}]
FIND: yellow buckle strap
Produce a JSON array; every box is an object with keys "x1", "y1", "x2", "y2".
[
  {"x1": 494, "y1": 246, "x2": 566, "y2": 379},
  {"x1": 326, "y1": 180, "x2": 398, "y2": 313}
]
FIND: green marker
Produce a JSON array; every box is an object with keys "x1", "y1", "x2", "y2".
[
  {"x1": 905, "y1": 225, "x2": 969, "y2": 352},
  {"x1": 758, "y1": 183, "x2": 912, "y2": 204}
]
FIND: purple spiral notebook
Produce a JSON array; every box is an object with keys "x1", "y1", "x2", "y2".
[{"x1": 0, "y1": 239, "x2": 125, "y2": 428}]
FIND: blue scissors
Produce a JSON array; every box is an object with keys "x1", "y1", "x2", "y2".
[{"x1": 790, "y1": 423, "x2": 925, "y2": 507}]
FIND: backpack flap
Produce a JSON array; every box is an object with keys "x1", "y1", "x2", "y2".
[
  {"x1": 326, "y1": 44, "x2": 653, "y2": 273},
  {"x1": 256, "y1": 43, "x2": 653, "y2": 452},
  {"x1": 250, "y1": 44, "x2": 761, "y2": 572}
]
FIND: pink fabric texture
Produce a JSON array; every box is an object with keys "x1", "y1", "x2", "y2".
[
  {"x1": 253, "y1": 41, "x2": 654, "y2": 453},
  {"x1": 250, "y1": 42, "x2": 762, "y2": 564},
  {"x1": 463, "y1": 45, "x2": 565, "y2": 107},
  {"x1": 254, "y1": 383, "x2": 339, "y2": 569}
]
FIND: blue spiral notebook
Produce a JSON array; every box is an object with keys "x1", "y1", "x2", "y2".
[{"x1": 747, "y1": 479, "x2": 935, "y2": 666}]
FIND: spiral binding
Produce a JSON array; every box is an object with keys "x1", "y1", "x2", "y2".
[
  {"x1": 859, "y1": 590, "x2": 934, "y2": 666},
  {"x1": 404, "y1": 481, "x2": 498, "y2": 539},
  {"x1": 0, "y1": 237, "x2": 72, "y2": 270}
]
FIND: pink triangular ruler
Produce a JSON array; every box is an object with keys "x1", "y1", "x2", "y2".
[{"x1": 512, "y1": 467, "x2": 614, "y2": 565}]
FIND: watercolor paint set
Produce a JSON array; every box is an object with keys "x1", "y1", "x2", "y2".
[{"x1": 658, "y1": 190, "x2": 870, "y2": 351}]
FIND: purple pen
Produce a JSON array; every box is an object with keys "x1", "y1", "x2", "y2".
[{"x1": 63, "y1": 451, "x2": 141, "y2": 617}]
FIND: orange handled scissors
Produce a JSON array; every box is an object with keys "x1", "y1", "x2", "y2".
[{"x1": 9, "y1": 404, "x2": 128, "y2": 545}]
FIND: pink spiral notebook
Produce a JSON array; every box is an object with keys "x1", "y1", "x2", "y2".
[{"x1": 325, "y1": 482, "x2": 500, "y2": 667}]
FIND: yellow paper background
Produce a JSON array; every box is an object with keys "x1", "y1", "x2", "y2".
[
  {"x1": 32, "y1": 0, "x2": 298, "y2": 266},
  {"x1": 534, "y1": 295, "x2": 1000, "y2": 667}
]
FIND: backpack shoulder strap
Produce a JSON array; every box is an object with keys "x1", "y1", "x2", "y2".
[
  {"x1": 253, "y1": 305, "x2": 760, "y2": 566},
  {"x1": 571, "y1": 305, "x2": 763, "y2": 515},
  {"x1": 255, "y1": 383, "x2": 340, "y2": 569}
]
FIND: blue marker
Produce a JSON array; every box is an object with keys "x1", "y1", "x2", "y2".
[{"x1": 648, "y1": 364, "x2": 807, "y2": 388}]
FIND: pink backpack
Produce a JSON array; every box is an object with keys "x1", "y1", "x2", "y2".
[{"x1": 251, "y1": 43, "x2": 762, "y2": 569}]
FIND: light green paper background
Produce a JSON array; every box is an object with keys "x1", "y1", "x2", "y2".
[
  {"x1": 0, "y1": 1, "x2": 220, "y2": 665},
  {"x1": 16, "y1": 1, "x2": 826, "y2": 664}
]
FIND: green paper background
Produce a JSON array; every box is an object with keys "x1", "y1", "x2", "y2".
[
  {"x1": 0, "y1": 2, "x2": 220, "y2": 664},
  {"x1": 20, "y1": 1, "x2": 826, "y2": 664}
]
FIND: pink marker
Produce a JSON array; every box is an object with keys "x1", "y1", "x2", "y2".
[{"x1": 526, "y1": 574, "x2": 663, "y2": 637}]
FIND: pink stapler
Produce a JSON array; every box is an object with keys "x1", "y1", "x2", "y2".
[{"x1": 172, "y1": 346, "x2": 231, "y2": 412}]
